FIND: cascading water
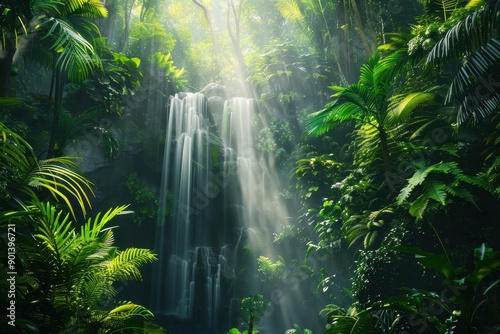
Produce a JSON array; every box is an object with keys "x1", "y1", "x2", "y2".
[
  {"x1": 151, "y1": 93, "x2": 228, "y2": 328},
  {"x1": 221, "y1": 98, "x2": 287, "y2": 256},
  {"x1": 152, "y1": 92, "x2": 302, "y2": 332}
]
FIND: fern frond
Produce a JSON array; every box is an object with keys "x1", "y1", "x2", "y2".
[
  {"x1": 422, "y1": 180, "x2": 448, "y2": 205},
  {"x1": 107, "y1": 248, "x2": 157, "y2": 281},
  {"x1": 33, "y1": 202, "x2": 76, "y2": 260},
  {"x1": 77, "y1": 272, "x2": 116, "y2": 308},
  {"x1": 398, "y1": 161, "x2": 487, "y2": 217},
  {"x1": 81, "y1": 205, "x2": 128, "y2": 240},
  {"x1": 104, "y1": 302, "x2": 154, "y2": 321}
]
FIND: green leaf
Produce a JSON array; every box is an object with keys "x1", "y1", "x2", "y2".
[{"x1": 389, "y1": 92, "x2": 438, "y2": 122}]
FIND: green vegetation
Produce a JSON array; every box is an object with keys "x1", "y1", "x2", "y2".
[
  {"x1": 1, "y1": 123, "x2": 165, "y2": 333},
  {"x1": 126, "y1": 172, "x2": 160, "y2": 224},
  {"x1": 1, "y1": 0, "x2": 498, "y2": 333},
  {"x1": 228, "y1": 294, "x2": 272, "y2": 334}
]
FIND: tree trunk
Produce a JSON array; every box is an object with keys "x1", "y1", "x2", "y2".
[
  {"x1": 226, "y1": 0, "x2": 256, "y2": 98},
  {"x1": 337, "y1": 0, "x2": 353, "y2": 83},
  {"x1": 192, "y1": 0, "x2": 222, "y2": 75},
  {"x1": 120, "y1": 0, "x2": 136, "y2": 53},
  {"x1": 47, "y1": 69, "x2": 64, "y2": 158},
  {"x1": 349, "y1": 0, "x2": 374, "y2": 57},
  {"x1": 379, "y1": 127, "x2": 394, "y2": 193},
  {"x1": 0, "y1": 44, "x2": 15, "y2": 97},
  {"x1": 248, "y1": 312, "x2": 254, "y2": 334}
]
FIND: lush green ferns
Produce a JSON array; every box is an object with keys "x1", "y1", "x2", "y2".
[
  {"x1": 321, "y1": 304, "x2": 382, "y2": 334},
  {"x1": 23, "y1": 202, "x2": 162, "y2": 333},
  {"x1": 397, "y1": 161, "x2": 486, "y2": 217}
]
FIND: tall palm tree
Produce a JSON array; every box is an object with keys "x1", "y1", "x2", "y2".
[
  {"x1": 0, "y1": 0, "x2": 108, "y2": 157},
  {"x1": 305, "y1": 52, "x2": 398, "y2": 193},
  {"x1": 0, "y1": 0, "x2": 107, "y2": 96}
]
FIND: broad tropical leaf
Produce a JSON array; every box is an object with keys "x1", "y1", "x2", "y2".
[{"x1": 388, "y1": 92, "x2": 440, "y2": 123}]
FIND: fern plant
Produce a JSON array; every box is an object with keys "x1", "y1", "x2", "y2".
[
  {"x1": 14, "y1": 201, "x2": 165, "y2": 333},
  {"x1": 397, "y1": 161, "x2": 486, "y2": 218}
]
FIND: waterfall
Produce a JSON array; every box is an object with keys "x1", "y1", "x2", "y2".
[
  {"x1": 152, "y1": 93, "x2": 290, "y2": 330},
  {"x1": 151, "y1": 93, "x2": 225, "y2": 327},
  {"x1": 221, "y1": 98, "x2": 287, "y2": 256}
]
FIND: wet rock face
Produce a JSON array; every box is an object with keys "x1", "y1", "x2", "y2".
[
  {"x1": 207, "y1": 95, "x2": 225, "y2": 132},
  {"x1": 200, "y1": 82, "x2": 227, "y2": 99}
]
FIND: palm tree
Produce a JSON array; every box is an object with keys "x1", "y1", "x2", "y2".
[
  {"x1": 305, "y1": 52, "x2": 398, "y2": 193},
  {"x1": 0, "y1": 0, "x2": 107, "y2": 96},
  {"x1": 0, "y1": 0, "x2": 108, "y2": 158},
  {"x1": 425, "y1": 0, "x2": 500, "y2": 125}
]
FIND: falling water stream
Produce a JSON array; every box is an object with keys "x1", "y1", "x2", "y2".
[{"x1": 151, "y1": 92, "x2": 302, "y2": 333}]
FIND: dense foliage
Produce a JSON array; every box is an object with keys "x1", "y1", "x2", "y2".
[{"x1": 1, "y1": 0, "x2": 499, "y2": 333}]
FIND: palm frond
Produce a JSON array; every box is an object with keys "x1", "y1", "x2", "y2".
[
  {"x1": 426, "y1": 1, "x2": 500, "y2": 123},
  {"x1": 306, "y1": 52, "x2": 399, "y2": 137},
  {"x1": 72, "y1": 0, "x2": 108, "y2": 18},
  {"x1": 465, "y1": 0, "x2": 486, "y2": 9},
  {"x1": 31, "y1": 159, "x2": 94, "y2": 213},
  {"x1": 1, "y1": 123, "x2": 94, "y2": 217},
  {"x1": 62, "y1": 0, "x2": 91, "y2": 14},
  {"x1": 104, "y1": 302, "x2": 154, "y2": 321},
  {"x1": 388, "y1": 92, "x2": 440, "y2": 123},
  {"x1": 81, "y1": 205, "x2": 128, "y2": 239},
  {"x1": 40, "y1": 17, "x2": 98, "y2": 82},
  {"x1": 30, "y1": 0, "x2": 62, "y2": 14},
  {"x1": 0, "y1": 97, "x2": 28, "y2": 108},
  {"x1": 107, "y1": 248, "x2": 157, "y2": 281}
]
